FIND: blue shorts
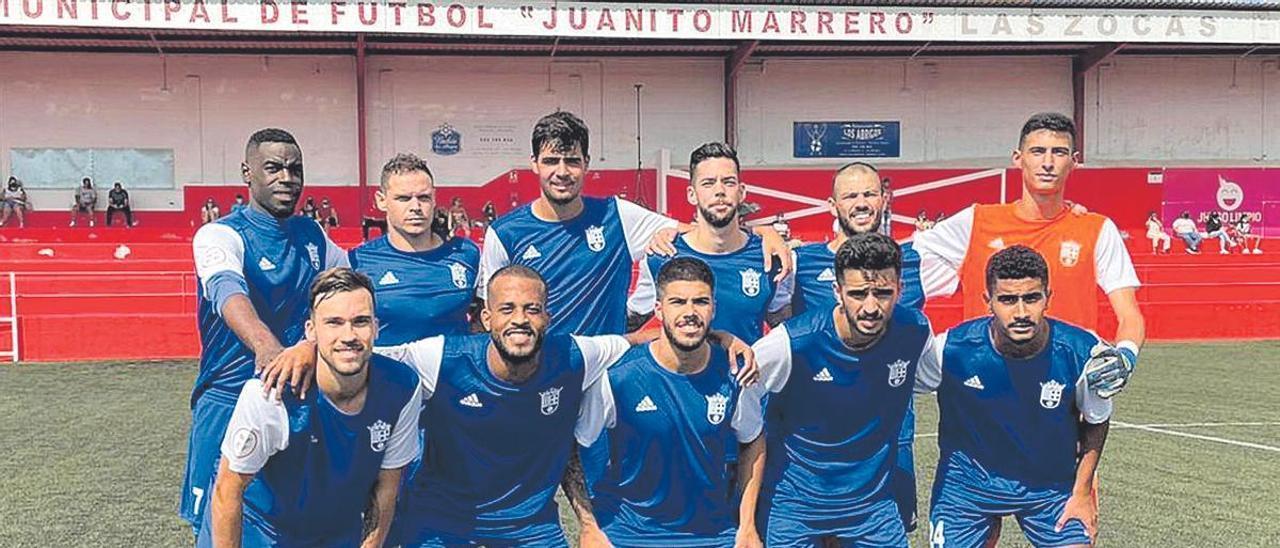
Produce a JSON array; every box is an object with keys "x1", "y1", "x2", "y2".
[
  {"x1": 929, "y1": 464, "x2": 1091, "y2": 547},
  {"x1": 397, "y1": 525, "x2": 567, "y2": 548},
  {"x1": 180, "y1": 392, "x2": 237, "y2": 532},
  {"x1": 763, "y1": 496, "x2": 907, "y2": 548},
  {"x1": 893, "y1": 400, "x2": 918, "y2": 532}
]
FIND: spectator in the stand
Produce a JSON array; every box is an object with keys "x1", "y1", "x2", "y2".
[
  {"x1": 771, "y1": 213, "x2": 791, "y2": 241},
  {"x1": 318, "y1": 197, "x2": 339, "y2": 229},
  {"x1": 431, "y1": 207, "x2": 451, "y2": 240},
  {"x1": 481, "y1": 200, "x2": 497, "y2": 226},
  {"x1": 70, "y1": 177, "x2": 97, "y2": 227},
  {"x1": 299, "y1": 196, "x2": 320, "y2": 222},
  {"x1": 447, "y1": 196, "x2": 471, "y2": 238},
  {"x1": 106, "y1": 181, "x2": 135, "y2": 227},
  {"x1": 880, "y1": 177, "x2": 893, "y2": 236},
  {"x1": 230, "y1": 194, "x2": 247, "y2": 213},
  {"x1": 1171, "y1": 211, "x2": 1202, "y2": 254},
  {"x1": 1145, "y1": 211, "x2": 1172, "y2": 254},
  {"x1": 200, "y1": 197, "x2": 221, "y2": 225},
  {"x1": 1205, "y1": 211, "x2": 1235, "y2": 254},
  {"x1": 2, "y1": 177, "x2": 30, "y2": 228},
  {"x1": 1236, "y1": 218, "x2": 1262, "y2": 254},
  {"x1": 914, "y1": 209, "x2": 934, "y2": 233}
]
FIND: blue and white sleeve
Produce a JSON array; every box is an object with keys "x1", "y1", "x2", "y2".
[
  {"x1": 732, "y1": 325, "x2": 793, "y2": 443},
  {"x1": 375, "y1": 336, "x2": 445, "y2": 399},
  {"x1": 220, "y1": 379, "x2": 290, "y2": 474},
  {"x1": 193, "y1": 223, "x2": 248, "y2": 316},
  {"x1": 575, "y1": 373, "x2": 617, "y2": 447},
  {"x1": 574, "y1": 334, "x2": 633, "y2": 391},
  {"x1": 626, "y1": 259, "x2": 658, "y2": 316},
  {"x1": 914, "y1": 332, "x2": 946, "y2": 394},
  {"x1": 476, "y1": 226, "x2": 511, "y2": 301},
  {"x1": 324, "y1": 233, "x2": 350, "y2": 269},
  {"x1": 617, "y1": 197, "x2": 678, "y2": 261},
  {"x1": 381, "y1": 383, "x2": 425, "y2": 469}
]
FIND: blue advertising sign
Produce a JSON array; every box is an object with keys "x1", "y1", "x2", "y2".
[
  {"x1": 431, "y1": 123, "x2": 461, "y2": 156},
  {"x1": 793, "y1": 121, "x2": 900, "y2": 158}
]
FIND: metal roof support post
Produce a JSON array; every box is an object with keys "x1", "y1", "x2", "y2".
[
  {"x1": 356, "y1": 34, "x2": 369, "y2": 221},
  {"x1": 725, "y1": 40, "x2": 758, "y2": 148}
]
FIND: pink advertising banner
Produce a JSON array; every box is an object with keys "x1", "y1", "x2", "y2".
[{"x1": 1160, "y1": 168, "x2": 1279, "y2": 237}]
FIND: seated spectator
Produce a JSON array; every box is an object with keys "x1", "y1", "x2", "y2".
[
  {"x1": 481, "y1": 200, "x2": 497, "y2": 225},
  {"x1": 2, "y1": 177, "x2": 30, "y2": 228},
  {"x1": 447, "y1": 196, "x2": 471, "y2": 238},
  {"x1": 299, "y1": 196, "x2": 320, "y2": 222},
  {"x1": 230, "y1": 194, "x2": 247, "y2": 213},
  {"x1": 1171, "y1": 211, "x2": 1202, "y2": 254},
  {"x1": 106, "y1": 181, "x2": 135, "y2": 227},
  {"x1": 318, "y1": 197, "x2": 339, "y2": 229},
  {"x1": 1236, "y1": 218, "x2": 1263, "y2": 254},
  {"x1": 1145, "y1": 211, "x2": 1172, "y2": 254},
  {"x1": 200, "y1": 198, "x2": 221, "y2": 225},
  {"x1": 1205, "y1": 211, "x2": 1235, "y2": 254},
  {"x1": 70, "y1": 177, "x2": 97, "y2": 227},
  {"x1": 914, "y1": 209, "x2": 934, "y2": 232},
  {"x1": 771, "y1": 213, "x2": 791, "y2": 241}
]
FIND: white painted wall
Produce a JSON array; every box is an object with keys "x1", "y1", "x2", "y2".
[
  {"x1": 1085, "y1": 55, "x2": 1280, "y2": 165},
  {"x1": 0, "y1": 52, "x2": 358, "y2": 211},
  {"x1": 734, "y1": 56, "x2": 1074, "y2": 167},
  {"x1": 364, "y1": 56, "x2": 724, "y2": 186}
]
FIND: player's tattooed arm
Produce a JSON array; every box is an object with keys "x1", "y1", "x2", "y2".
[
  {"x1": 735, "y1": 434, "x2": 766, "y2": 548},
  {"x1": 750, "y1": 225, "x2": 795, "y2": 283},
  {"x1": 625, "y1": 310, "x2": 654, "y2": 334},
  {"x1": 561, "y1": 445, "x2": 610, "y2": 547},
  {"x1": 765, "y1": 304, "x2": 793, "y2": 327},
  {"x1": 360, "y1": 468, "x2": 403, "y2": 548},
  {"x1": 1057, "y1": 419, "x2": 1110, "y2": 541},
  {"x1": 209, "y1": 460, "x2": 253, "y2": 548}
]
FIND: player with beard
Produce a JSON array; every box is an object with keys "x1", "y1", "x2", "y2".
[
  {"x1": 738, "y1": 232, "x2": 935, "y2": 547},
  {"x1": 567, "y1": 258, "x2": 767, "y2": 547},
  {"x1": 201, "y1": 269, "x2": 420, "y2": 547},
  {"x1": 477, "y1": 112, "x2": 792, "y2": 339},
  {"x1": 183, "y1": 128, "x2": 348, "y2": 534},
  {"x1": 914, "y1": 246, "x2": 1112, "y2": 547},
  {"x1": 786, "y1": 162, "x2": 925, "y2": 533},
  {"x1": 627, "y1": 142, "x2": 793, "y2": 344}
]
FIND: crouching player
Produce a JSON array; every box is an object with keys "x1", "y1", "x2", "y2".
[
  {"x1": 200, "y1": 268, "x2": 422, "y2": 547},
  {"x1": 916, "y1": 246, "x2": 1113, "y2": 547}
]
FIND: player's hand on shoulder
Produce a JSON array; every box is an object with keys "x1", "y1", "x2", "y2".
[
  {"x1": 1084, "y1": 341, "x2": 1136, "y2": 399},
  {"x1": 711, "y1": 330, "x2": 759, "y2": 387},
  {"x1": 757, "y1": 230, "x2": 794, "y2": 282},
  {"x1": 1065, "y1": 199, "x2": 1090, "y2": 216},
  {"x1": 260, "y1": 340, "x2": 318, "y2": 400},
  {"x1": 578, "y1": 526, "x2": 613, "y2": 548},
  {"x1": 646, "y1": 226, "x2": 680, "y2": 257}
]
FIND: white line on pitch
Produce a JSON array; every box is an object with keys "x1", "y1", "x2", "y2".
[
  {"x1": 914, "y1": 421, "x2": 1280, "y2": 445},
  {"x1": 1111, "y1": 421, "x2": 1280, "y2": 453}
]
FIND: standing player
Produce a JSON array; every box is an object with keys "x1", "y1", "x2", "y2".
[
  {"x1": 349, "y1": 153, "x2": 478, "y2": 344},
  {"x1": 916, "y1": 246, "x2": 1112, "y2": 547},
  {"x1": 201, "y1": 269, "x2": 421, "y2": 547},
  {"x1": 739, "y1": 233, "x2": 935, "y2": 546},
  {"x1": 477, "y1": 111, "x2": 791, "y2": 338},
  {"x1": 183, "y1": 128, "x2": 348, "y2": 533},
  {"x1": 568, "y1": 257, "x2": 767, "y2": 547},
  {"x1": 913, "y1": 112, "x2": 1143, "y2": 392},
  {"x1": 628, "y1": 142, "x2": 793, "y2": 344},
  {"x1": 788, "y1": 162, "x2": 924, "y2": 533}
]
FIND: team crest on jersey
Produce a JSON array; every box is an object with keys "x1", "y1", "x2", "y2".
[
  {"x1": 706, "y1": 393, "x2": 729, "y2": 425},
  {"x1": 585, "y1": 225, "x2": 606, "y2": 252},
  {"x1": 740, "y1": 268, "x2": 761, "y2": 297},
  {"x1": 305, "y1": 242, "x2": 321, "y2": 270},
  {"x1": 1039, "y1": 380, "x2": 1066, "y2": 409},
  {"x1": 368, "y1": 420, "x2": 392, "y2": 452},
  {"x1": 449, "y1": 262, "x2": 468, "y2": 289},
  {"x1": 539, "y1": 386, "x2": 563, "y2": 415},
  {"x1": 887, "y1": 359, "x2": 909, "y2": 387},
  {"x1": 1059, "y1": 241, "x2": 1081, "y2": 268}
]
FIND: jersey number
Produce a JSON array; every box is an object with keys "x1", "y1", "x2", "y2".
[
  {"x1": 192, "y1": 486, "x2": 205, "y2": 513},
  {"x1": 930, "y1": 520, "x2": 945, "y2": 548}
]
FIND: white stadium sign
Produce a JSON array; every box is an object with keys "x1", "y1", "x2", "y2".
[{"x1": 1, "y1": 0, "x2": 1278, "y2": 43}]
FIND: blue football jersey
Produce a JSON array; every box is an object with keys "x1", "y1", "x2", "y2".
[
  {"x1": 743, "y1": 306, "x2": 932, "y2": 525},
  {"x1": 479, "y1": 197, "x2": 675, "y2": 336},
  {"x1": 350, "y1": 236, "x2": 479, "y2": 345},
  {"x1": 791, "y1": 241, "x2": 924, "y2": 315},
  {"x1": 192, "y1": 207, "x2": 346, "y2": 404},
  {"x1": 584, "y1": 345, "x2": 744, "y2": 546},
  {"x1": 633, "y1": 232, "x2": 788, "y2": 344},
  {"x1": 932, "y1": 317, "x2": 1109, "y2": 488},
  {"x1": 396, "y1": 334, "x2": 588, "y2": 542},
  {"x1": 204, "y1": 355, "x2": 421, "y2": 547}
]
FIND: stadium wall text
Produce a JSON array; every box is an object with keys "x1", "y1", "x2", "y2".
[{"x1": 2, "y1": 1, "x2": 1276, "y2": 44}]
